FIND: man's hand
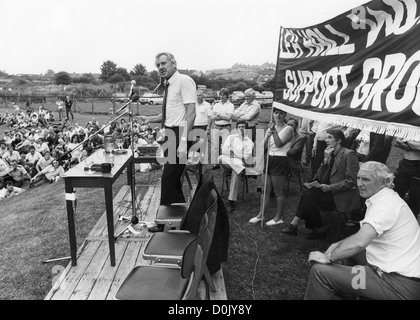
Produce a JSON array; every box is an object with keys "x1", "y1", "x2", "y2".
[
  {"x1": 308, "y1": 251, "x2": 331, "y2": 264},
  {"x1": 319, "y1": 184, "x2": 331, "y2": 193},
  {"x1": 177, "y1": 139, "x2": 188, "y2": 160}
]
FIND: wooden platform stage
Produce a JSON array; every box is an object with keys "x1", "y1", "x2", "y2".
[{"x1": 45, "y1": 176, "x2": 227, "y2": 300}]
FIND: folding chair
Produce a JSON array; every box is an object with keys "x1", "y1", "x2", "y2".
[
  {"x1": 144, "y1": 189, "x2": 218, "y2": 292},
  {"x1": 115, "y1": 221, "x2": 212, "y2": 300}
]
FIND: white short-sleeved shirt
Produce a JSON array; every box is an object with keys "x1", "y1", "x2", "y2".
[
  {"x1": 165, "y1": 71, "x2": 197, "y2": 127},
  {"x1": 212, "y1": 101, "x2": 235, "y2": 126},
  {"x1": 25, "y1": 151, "x2": 42, "y2": 164},
  {"x1": 268, "y1": 125, "x2": 293, "y2": 156},
  {"x1": 194, "y1": 101, "x2": 212, "y2": 126},
  {"x1": 361, "y1": 187, "x2": 420, "y2": 278}
]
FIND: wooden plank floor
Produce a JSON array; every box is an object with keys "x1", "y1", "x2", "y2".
[{"x1": 45, "y1": 177, "x2": 227, "y2": 300}]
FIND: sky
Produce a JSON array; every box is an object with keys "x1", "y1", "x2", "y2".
[{"x1": 1, "y1": 0, "x2": 370, "y2": 75}]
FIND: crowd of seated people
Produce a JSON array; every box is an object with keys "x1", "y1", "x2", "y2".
[{"x1": 0, "y1": 108, "x2": 162, "y2": 199}]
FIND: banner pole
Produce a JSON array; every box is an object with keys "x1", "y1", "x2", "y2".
[{"x1": 260, "y1": 27, "x2": 283, "y2": 229}]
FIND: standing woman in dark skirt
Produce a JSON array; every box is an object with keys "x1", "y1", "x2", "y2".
[{"x1": 249, "y1": 109, "x2": 294, "y2": 226}]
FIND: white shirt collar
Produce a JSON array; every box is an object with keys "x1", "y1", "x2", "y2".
[
  {"x1": 366, "y1": 187, "x2": 392, "y2": 207},
  {"x1": 167, "y1": 70, "x2": 180, "y2": 85}
]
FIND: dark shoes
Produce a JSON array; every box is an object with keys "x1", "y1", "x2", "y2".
[
  {"x1": 281, "y1": 224, "x2": 298, "y2": 236},
  {"x1": 211, "y1": 164, "x2": 220, "y2": 170},
  {"x1": 304, "y1": 229, "x2": 327, "y2": 240},
  {"x1": 226, "y1": 200, "x2": 235, "y2": 212}
]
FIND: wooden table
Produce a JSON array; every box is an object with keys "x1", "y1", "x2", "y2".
[{"x1": 63, "y1": 149, "x2": 133, "y2": 267}]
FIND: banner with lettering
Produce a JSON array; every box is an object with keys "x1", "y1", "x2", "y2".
[{"x1": 274, "y1": 0, "x2": 420, "y2": 140}]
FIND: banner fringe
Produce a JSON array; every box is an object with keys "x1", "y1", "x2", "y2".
[{"x1": 273, "y1": 102, "x2": 420, "y2": 141}]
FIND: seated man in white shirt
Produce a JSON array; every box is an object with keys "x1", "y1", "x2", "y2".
[
  {"x1": 305, "y1": 161, "x2": 420, "y2": 300},
  {"x1": 218, "y1": 120, "x2": 254, "y2": 212},
  {"x1": 25, "y1": 145, "x2": 43, "y2": 176}
]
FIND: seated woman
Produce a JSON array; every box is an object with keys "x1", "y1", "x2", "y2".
[
  {"x1": 66, "y1": 134, "x2": 83, "y2": 165},
  {"x1": 30, "y1": 159, "x2": 65, "y2": 187}
]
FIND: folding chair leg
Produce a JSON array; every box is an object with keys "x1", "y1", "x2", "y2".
[{"x1": 203, "y1": 266, "x2": 216, "y2": 293}]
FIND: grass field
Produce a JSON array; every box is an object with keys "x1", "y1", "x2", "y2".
[{"x1": 0, "y1": 105, "x2": 407, "y2": 300}]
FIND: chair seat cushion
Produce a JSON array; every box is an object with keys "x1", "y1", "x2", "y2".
[
  {"x1": 143, "y1": 233, "x2": 197, "y2": 259},
  {"x1": 115, "y1": 266, "x2": 188, "y2": 300},
  {"x1": 156, "y1": 204, "x2": 188, "y2": 222}
]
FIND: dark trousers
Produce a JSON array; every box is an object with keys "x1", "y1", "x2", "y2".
[
  {"x1": 66, "y1": 108, "x2": 74, "y2": 120},
  {"x1": 305, "y1": 250, "x2": 420, "y2": 300},
  {"x1": 160, "y1": 126, "x2": 186, "y2": 205},
  {"x1": 394, "y1": 158, "x2": 420, "y2": 219},
  {"x1": 296, "y1": 187, "x2": 336, "y2": 229}
]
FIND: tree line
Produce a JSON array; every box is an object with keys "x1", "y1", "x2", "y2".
[{"x1": 53, "y1": 60, "x2": 275, "y2": 95}]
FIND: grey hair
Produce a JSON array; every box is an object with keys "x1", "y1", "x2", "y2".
[
  {"x1": 244, "y1": 88, "x2": 255, "y2": 97},
  {"x1": 155, "y1": 52, "x2": 176, "y2": 63},
  {"x1": 360, "y1": 161, "x2": 395, "y2": 188}
]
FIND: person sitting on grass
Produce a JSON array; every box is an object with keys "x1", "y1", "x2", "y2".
[
  {"x1": 2, "y1": 146, "x2": 20, "y2": 165},
  {"x1": 4, "y1": 159, "x2": 31, "y2": 188},
  {"x1": 34, "y1": 151, "x2": 54, "y2": 176},
  {"x1": 33, "y1": 137, "x2": 50, "y2": 156},
  {"x1": 0, "y1": 140, "x2": 7, "y2": 158},
  {"x1": 78, "y1": 145, "x2": 94, "y2": 163},
  {"x1": 30, "y1": 159, "x2": 65, "y2": 188},
  {"x1": 66, "y1": 134, "x2": 83, "y2": 166},
  {"x1": 25, "y1": 146, "x2": 42, "y2": 176},
  {"x1": 0, "y1": 181, "x2": 25, "y2": 200},
  {"x1": 15, "y1": 135, "x2": 32, "y2": 154},
  {"x1": 304, "y1": 162, "x2": 420, "y2": 300},
  {"x1": 0, "y1": 157, "x2": 10, "y2": 189}
]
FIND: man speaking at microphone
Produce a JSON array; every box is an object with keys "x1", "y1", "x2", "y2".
[{"x1": 139, "y1": 52, "x2": 196, "y2": 210}]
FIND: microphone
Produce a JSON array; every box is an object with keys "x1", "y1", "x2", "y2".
[{"x1": 115, "y1": 94, "x2": 140, "y2": 114}]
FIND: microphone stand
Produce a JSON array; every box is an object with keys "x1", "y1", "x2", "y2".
[{"x1": 128, "y1": 100, "x2": 141, "y2": 225}]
